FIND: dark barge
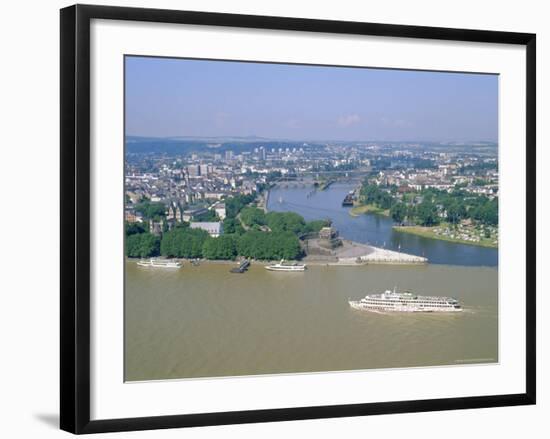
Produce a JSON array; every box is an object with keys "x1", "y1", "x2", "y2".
[
  {"x1": 342, "y1": 193, "x2": 355, "y2": 206},
  {"x1": 230, "y1": 259, "x2": 251, "y2": 273}
]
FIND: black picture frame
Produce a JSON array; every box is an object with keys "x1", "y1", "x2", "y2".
[{"x1": 60, "y1": 4, "x2": 536, "y2": 434}]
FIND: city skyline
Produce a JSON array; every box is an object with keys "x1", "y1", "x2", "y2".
[{"x1": 125, "y1": 56, "x2": 499, "y2": 143}]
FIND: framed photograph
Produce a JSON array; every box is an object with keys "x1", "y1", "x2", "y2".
[{"x1": 60, "y1": 4, "x2": 536, "y2": 434}]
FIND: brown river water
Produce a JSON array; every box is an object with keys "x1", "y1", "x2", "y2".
[{"x1": 125, "y1": 261, "x2": 497, "y2": 381}]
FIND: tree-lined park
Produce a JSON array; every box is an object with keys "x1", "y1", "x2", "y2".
[{"x1": 125, "y1": 194, "x2": 328, "y2": 260}]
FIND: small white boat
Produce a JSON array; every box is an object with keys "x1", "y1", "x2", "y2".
[
  {"x1": 137, "y1": 258, "x2": 182, "y2": 268},
  {"x1": 265, "y1": 259, "x2": 307, "y2": 272}
]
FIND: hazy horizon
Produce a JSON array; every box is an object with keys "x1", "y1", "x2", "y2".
[
  {"x1": 125, "y1": 133, "x2": 498, "y2": 144},
  {"x1": 125, "y1": 56, "x2": 498, "y2": 143}
]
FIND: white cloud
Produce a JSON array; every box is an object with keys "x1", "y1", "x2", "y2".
[{"x1": 337, "y1": 114, "x2": 361, "y2": 127}]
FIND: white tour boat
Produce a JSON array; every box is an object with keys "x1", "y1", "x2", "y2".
[
  {"x1": 265, "y1": 259, "x2": 307, "y2": 272},
  {"x1": 137, "y1": 258, "x2": 182, "y2": 268},
  {"x1": 349, "y1": 288, "x2": 462, "y2": 312}
]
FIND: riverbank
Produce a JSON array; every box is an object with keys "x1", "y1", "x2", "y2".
[
  {"x1": 393, "y1": 225, "x2": 498, "y2": 248},
  {"x1": 129, "y1": 239, "x2": 427, "y2": 267},
  {"x1": 303, "y1": 238, "x2": 426, "y2": 265},
  {"x1": 331, "y1": 239, "x2": 426, "y2": 265},
  {"x1": 317, "y1": 179, "x2": 335, "y2": 191},
  {"x1": 258, "y1": 188, "x2": 269, "y2": 212},
  {"x1": 349, "y1": 203, "x2": 390, "y2": 217}
]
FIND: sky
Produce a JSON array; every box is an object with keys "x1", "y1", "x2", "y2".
[{"x1": 125, "y1": 56, "x2": 498, "y2": 142}]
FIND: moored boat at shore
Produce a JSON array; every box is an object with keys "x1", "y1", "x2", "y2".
[
  {"x1": 342, "y1": 191, "x2": 355, "y2": 206},
  {"x1": 137, "y1": 258, "x2": 182, "y2": 268},
  {"x1": 230, "y1": 259, "x2": 251, "y2": 273},
  {"x1": 265, "y1": 259, "x2": 307, "y2": 272},
  {"x1": 349, "y1": 288, "x2": 462, "y2": 312}
]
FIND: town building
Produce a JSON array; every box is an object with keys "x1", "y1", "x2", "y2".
[
  {"x1": 182, "y1": 207, "x2": 209, "y2": 222},
  {"x1": 199, "y1": 164, "x2": 209, "y2": 176},
  {"x1": 187, "y1": 164, "x2": 201, "y2": 177},
  {"x1": 213, "y1": 203, "x2": 226, "y2": 220},
  {"x1": 190, "y1": 221, "x2": 223, "y2": 237}
]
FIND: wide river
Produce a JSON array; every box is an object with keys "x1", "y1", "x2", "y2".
[
  {"x1": 126, "y1": 262, "x2": 497, "y2": 381},
  {"x1": 268, "y1": 182, "x2": 498, "y2": 267},
  {"x1": 125, "y1": 183, "x2": 498, "y2": 381}
]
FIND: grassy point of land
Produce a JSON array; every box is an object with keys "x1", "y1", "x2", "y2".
[
  {"x1": 349, "y1": 204, "x2": 390, "y2": 217},
  {"x1": 393, "y1": 225, "x2": 498, "y2": 248}
]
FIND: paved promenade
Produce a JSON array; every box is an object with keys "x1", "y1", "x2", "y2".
[{"x1": 306, "y1": 239, "x2": 427, "y2": 265}]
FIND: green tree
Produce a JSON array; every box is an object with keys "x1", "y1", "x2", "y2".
[
  {"x1": 236, "y1": 231, "x2": 302, "y2": 260},
  {"x1": 446, "y1": 201, "x2": 467, "y2": 224},
  {"x1": 390, "y1": 202, "x2": 407, "y2": 224},
  {"x1": 134, "y1": 201, "x2": 166, "y2": 220},
  {"x1": 225, "y1": 194, "x2": 256, "y2": 218},
  {"x1": 202, "y1": 235, "x2": 237, "y2": 260},
  {"x1": 416, "y1": 200, "x2": 439, "y2": 226},
  {"x1": 125, "y1": 221, "x2": 146, "y2": 236},
  {"x1": 160, "y1": 227, "x2": 209, "y2": 258},
  {"x1": 240, "y1": 207, "x2": 266, "y2": 227},
  {"x1": 265, "y1": 211, "x2": 306, "y2": 234},
  {"x1": 469, "y1": 197, "x2": 498, "y2": 226},
  {"x1": 193, "y1": 209, "x2": 218, "y2": 222},
  {"x1": 271, "y1": 232, "x2": 302, "y2": 259},
  {"x1": 126, "y1": 233, "x2": 160, "y2": 258},
  {"x1": 473, "y1": 178, "x2": 488, "y2": 186},
  {"x1": 481, "y1": 198, "x2": 498, "y2": 225},
  {"x1": 360, "y1": 182, "x2": 395, "y2": 209},
  {"x1": 304, "y1": 219, "x2": 330, "y2": 234},
  {"x1": 223, "y1": 217, "x2": 245, "y2": 235}
]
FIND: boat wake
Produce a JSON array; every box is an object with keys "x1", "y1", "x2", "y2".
[{"x1": 350, "y1": 307, "x2": 391, "y2": 315}]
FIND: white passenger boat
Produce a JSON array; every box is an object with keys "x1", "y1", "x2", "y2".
[
  {"x1": 265, "y1": 259, "x2": 307, "y2": 272},
  {"x1": 349, "y1": 288, "x2": 462, "y2": 312},
  {"x1": 137, "y1": 258, "x2": 182, "y2": 268}
]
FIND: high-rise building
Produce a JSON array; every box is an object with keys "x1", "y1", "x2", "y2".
[
  {"x1": 187, "y1": 164, "x2": 200, "y2": 177},
  {"x1": 225, "y1": 150, "x2": 233, "y2": 161}
]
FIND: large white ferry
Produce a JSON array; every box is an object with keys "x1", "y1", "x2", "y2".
[
  {"x1": 137, "y1": 258, "x2": 182, "y2": 268},
  {"x1": 265, "y1": 259, "x2": 307, "y2": 272},
  {"x1": 349, "y1": 289, "x2": 462, "y2": 312}
]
